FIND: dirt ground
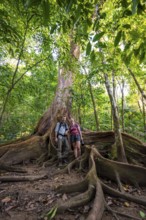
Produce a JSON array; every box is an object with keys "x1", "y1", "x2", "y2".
[{"x1": 0, "y1": 163, "x2": 146, "y2": 220}]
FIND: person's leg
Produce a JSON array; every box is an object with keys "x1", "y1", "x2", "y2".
[
  {"x1": 76, "y1": 140, "x2": 81, "y2": 157},
  {"x1": 57, "y1": 138, "x2": 63, "y2": 165},
  {"x1": 70, "y1": 135, "x2": 78, "y2": 159},
  {"x1": 63, "y1": 137, "x2": 70, "y2": 160},
  {"x1": 64, "y1": 137, "x2": 70, "y2": 154},
  {"x1": 73, "y1": 142, "x2": 78, "y2": 159}
]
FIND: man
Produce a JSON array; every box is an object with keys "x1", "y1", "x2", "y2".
[{"x1": 55, "y1": 115, "x2": 70, "y2": 166}]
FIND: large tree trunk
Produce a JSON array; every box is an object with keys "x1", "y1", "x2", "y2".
[
  {"x1": 0, "y1": 67, "x2": 73, "y2": 165},
  {"x1": 0, "y1": 41, "x2": 80, "y2": 164},
  {"x1": 34, "y1": 67, "x2": 73, "y2": 136}
]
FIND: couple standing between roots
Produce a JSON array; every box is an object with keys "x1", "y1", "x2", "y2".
[{"x1": 55, "y1": 115, "x2": 83, "y2": 166}]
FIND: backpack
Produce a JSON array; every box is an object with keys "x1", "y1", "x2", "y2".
[{"x1": 57, "y1": 122, "x2": 68, "y2": 137}]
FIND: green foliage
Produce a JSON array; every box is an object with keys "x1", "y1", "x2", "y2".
[
  {"x1": 139, "y1": 210, "x2": 146, "y2": 219},
  {"x1": 93, "y1": 32, "x2": 105, "y2": 42},
  {"x1": 0, "y1": 0, "x2": 145, "y2": 143},
  {"x1": 114, "y1": 31, "x2": 122, "y2": 47},
  {"x1": 47, "y1": 206, "x2": 57, "y2": 220},
  {"x1": 86, "y1": 41, "x2": 92, "y2": 56}
]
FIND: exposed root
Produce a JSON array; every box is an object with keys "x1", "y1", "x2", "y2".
[
  {"x1": 105, "y1": 203, "x2": 141, "y2": 220},
  {"x1": 86, "y1": 181, "x2": 105, "y2": 220},
  {"x1": 57, "y1": 149, "x2": 90, "y2": 175},
  {"x1": 0, "y1": 163, "x2": 27, "y2": 173},
  {"x1": 67, "y1": 158, "x2": 80, "y2": 174},
  {"x1": 101, "y1": 181, "x2": 146, "y2": 206},
  {"x1": 79, "y1": 149, "x2": 90, "y2": 171},
  {"x1": 53, "y1": 158, "x2": 80, "y2": 175},
  {"x1": 56, "y1": 179, "x2": 88, "y2": 194},
  {"x1": 56, "y1": 184, "x2": 95, "y2": 213},
  {"x1": 114, "y1": 170, "x2": 124, "y2": 192},
  {"x1": 0, "y1": 174, "x2": 47, "y2": 182},
  {"x1": 42, "y1": 156, "x2": 57, "y2": 167},
  {"x1": 0, "y1": 131, "x2": 146, "y2": 219},
  {"x1": 0, "y1": 136, "x2": 47, "y2": 165},
  {"x1": 36, "y1": 152, "x2": 48, "y2": 165},
  {"x1": 55, "y1": 145, "x2": 105, "y2": 219},
  {"x1": 0, "y1": 134, "x2": 32, "y2": 147},
  {"x1": 93, "y1": 147, "x2": 146, "y2": 186}
]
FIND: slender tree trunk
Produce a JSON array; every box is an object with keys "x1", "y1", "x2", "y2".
[
  {"x1": 88, "y1": 80, "x2": 100, "y2": 131},
  {"x1": 78, "y1": 105, "x2": 82, "y2": 126},
  {"x1": 104, "y1": 73, "x2": 127, "y2": 163},
  {"x1": 128, "y1": 68, "x2": 146, "y2": 100},
  {"x1": 82, "y1": 66, "x2": 100, "y2": 131},
  {"x1": 141, "y1": 96, "x2": 146, "y2": 139},
  {"x1": 112, "y1": 71, "x2": 116, "y2": 100},
  {"x1": 111, "y1": 71, "x2": 116, "y2": 130},
  {"x1": 121, "y1": 79, "x2": 125, "y2": 132},
  {"x1": 118, "y1": 79, "x2": 125, "y2": 132}
]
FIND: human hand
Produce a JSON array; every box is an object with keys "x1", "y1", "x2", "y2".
[{"x1": 65, "y1": 130, "x2": 69, "y2": 135}]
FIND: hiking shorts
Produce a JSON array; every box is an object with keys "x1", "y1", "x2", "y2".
[{"x1": 70, "y1": 134, "x2": 80, "y2": 143}]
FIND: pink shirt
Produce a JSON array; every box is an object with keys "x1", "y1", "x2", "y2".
[{"x1": 69, "y1": 124, "x2": 80, "y2": 135}]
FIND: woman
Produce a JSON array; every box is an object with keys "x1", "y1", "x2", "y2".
[{"x1": 69, "y1": 118, "x2": 83, "y2": 159}]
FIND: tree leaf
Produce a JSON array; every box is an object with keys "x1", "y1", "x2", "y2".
[
  {"x1": 90, "y1": 50, "x2": 95, "y2": 62},
  {"x1": 139, "y1": 211, "x2": 146, "y2": 218},
  {"x1": 120, "y1": 0, "x2": 129, "y2": 8},
  {"x1": 50, "y1": 24, "x2": 57, "y2": 34},
  {"x1": 137, "y1": 3, "x2": 145, "y2": 14},
  {"x1": 122, "y1": 24, "x2": 131, "y2": 29},
  {"x1": 42, "y1": 0, "x2": 50, "y2": 25},
  {"x1": 134, "y1": 48, "x2": 140, "y2": 57},
  {"x1": 139, "y1": 51, "x2": 145, "y2": 63},
  {"x1": 86, "y1": 41, "x2": 92, "y2": 56},
  {"x1": 47, "y1": 206, "x2": 57, "y2": 220},
  {"x1": 114, "y1": 31, "x2": 122, "y2": 47},
  {"x1": 93, "y1": 32, "x2": 104, "y2": 42}
]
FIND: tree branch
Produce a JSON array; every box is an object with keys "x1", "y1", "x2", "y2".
[{"x1": 128, "y1": 68, "x2": 146, "y2": 100}]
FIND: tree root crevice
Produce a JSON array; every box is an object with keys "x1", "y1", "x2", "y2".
[
  {"x1": 56, "y1": 184, "x2": 95, "y2": 213},
  {"x1": 0, "y1": 174, "x2": 48, "y2": 182},
  {"x1": 101, "y1": 181, "x2": 146, "y2": 206},
  {"x1": 105, "y1": 203, "x2": 142, "y2": 220},
  {"x1": 86, "y1": 181, "x2": 105, "y2": 220},
  {"x1": 0, "y1": 163, "x2": 27, "y2": 173}
]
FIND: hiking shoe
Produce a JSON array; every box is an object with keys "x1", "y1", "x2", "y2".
[{"x1": 63, "y1": 159, "x2": 68, "y2": 164}]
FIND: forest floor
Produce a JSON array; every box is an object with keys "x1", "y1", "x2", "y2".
[{"x1": 0, "y1": 162, "x2": 146, "y2": 220}]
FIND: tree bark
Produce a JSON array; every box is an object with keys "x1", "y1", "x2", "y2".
[
  {"x1": 128, "y1": 68, "x2": 146, "y2": 100},
  {"x1": 82, "y1": 66, "x2": 100, "y2": 131},
  {"x1": 88, "y1": 80, "x2": 100, "y2": 131},
  {"x1": 104, "y1": 73, "x2": 127, "y2": 163},
  {"x1": 118, "y1": 78, "x2": 125, "y2": 132}
]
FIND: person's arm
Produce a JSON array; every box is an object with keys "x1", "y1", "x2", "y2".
[{"x1": 65, "y1": 124, "x2": 69, "y2": 135}]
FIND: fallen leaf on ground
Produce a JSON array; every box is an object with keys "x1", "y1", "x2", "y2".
[
  {"x1": 1, "y1": 197, "x2": 11, "y2": 203},
  {"x1": 62, "y1": 193, "x2": 68, "y2": 201},
  {"x1": 124, "y1": 202, "x2": 130, "y2": 207}
]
